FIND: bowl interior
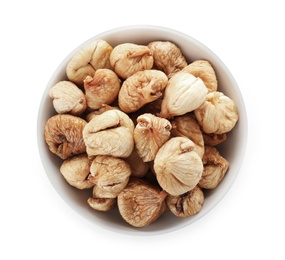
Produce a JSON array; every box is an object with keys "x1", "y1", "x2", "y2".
[{"x1": 37, "y1": 25, "x2": 247, "y2": 235}]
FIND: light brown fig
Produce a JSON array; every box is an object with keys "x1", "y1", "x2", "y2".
[
  {"x1": 44, "y1": 114, "x2": 87, "y2": 159},
  {"x1": 202, "y1": 133, "x2": 227, "y2": 146},
  {"x1": 134, "y1": 113, "x2": 172, "y2": 162},
  {"x1": 117, "y1": 178, "x2": 167, "y2": 227},
  {"x1": 153, "y1": 137, "x2": 203, "y2": 196},
  {"x1": 110, "y1": 43, "x2": 153, "y2": 79},
  {"x1": 66, "y1": 39, "x2": 113, "y2": 85},
  {"x1": 148, "y1": 41, "x2": 187, "y2": 76},
  {"x1": 83, "y1": 110, "x2": 134, "y2": 158},
  {"x1": 49, "y1": 81, "x2": 87, "y2": 115},
  {"x1": 84, "y1": 69, "x2": 121, "y2": 110},
  {"x1": 166, "y1": 186, "x2": 204, "y2": 217},
  {"x1": 198, "y1": 146, "x2": 230, "y2": 189},
  {"x1": 181, "y1": 60, "x2": 218, "y2": 92},
  {"x1": 118, "y1": 70, "x2": 168, "y2": 113},
  {"x1": 60, "y1": 153, "x2": 93, "y2": 189},
  {"x1": 160, "y1": 73, "x2": 208, "y2": 118},
  {"x1": 194, "y1": 91, "x2": 239, "y2": 134},
  {"x1": 88, "y1": 155, "x2": 131, "y2": 198},
  {"x1": 124, "y1": 149, "x2": 149, "y2": 178},
  {"x1": 171, "y1": 113, "x2": 204, "y2": 158},
  {"x1": 87, "y1": 197, "x2": 116, "y2": 212}
]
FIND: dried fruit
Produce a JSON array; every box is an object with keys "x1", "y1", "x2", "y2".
[
  {"x1": 87, "y1": 197, "x2": 116, "y2": 212},
  {"x1": 66, "y1": 39, "x2": 113, "y2": 85},
  {"x1": 171, "y1": 113, "x2": 204, "y2": 158},
  {"x1": 88, "y1": 155, "x2": 131, "y2": 198},
  {"x1": 49, "y1": 81, "x2": 87, "y2": 115},
  {"x1": 203, "y1": 133, "x2": 227, "y2": 146},
  {"x1": 83, "y1": 110, "x2": 134, "y2": 157},
  {"x1": 194, "y1": 91, "x2": 239, "y2": 134},
  {"x1": 44, "y1": 114, "x2": 87, "y2": 159},
  {"x1": 84, "y1": 69, "x2": 121, "y2": 110},
  {"x1": 153, "y1": 137, "x2": 203, "y2": 196},
  {"x1": 117, "y1": 178, "x2": 167, "y2": 227},
  {"x1": 124, "y1": 149, "x2": 149, "y2": 178},
  {"x1": 198, "y1": 146, "x2": 230, "y2": 189},
  {"x1": 181, "y1": 60, "x2": 218, "y2": 92},
  {"x1": 110, "y1": 43, "x2": 153, "y2": 79},
  {"x1": 60, "y1": 153, "x2": 93, "y2": 189},
  {"x1": 160, "y1": 73, "x2": 208, "y2": 118},
  {"x1": 166, "y1": 186, "x2": 204, "y2": 217},
  {"x1": 134, "y1": 113, "x2": 172, "y2": 162},
  {"x1": 148, "y1": 41, "x2": 187, "y2": 76},
  {"x1": 118, "y1": 70, "x2": 168, "y2": 113}
]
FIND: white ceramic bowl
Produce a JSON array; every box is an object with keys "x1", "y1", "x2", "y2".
[{"x1": 37, "y1": 25, "x2": 247, "y2": 235}]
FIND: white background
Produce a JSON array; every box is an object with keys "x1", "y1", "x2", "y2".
[{"x1": 1, "y1": 0, "x2": 284, "y2": 259}]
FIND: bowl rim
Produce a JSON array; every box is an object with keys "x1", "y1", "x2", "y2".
[{"x1": 37, "y1": 25, "x2": 248, "y2": 235}]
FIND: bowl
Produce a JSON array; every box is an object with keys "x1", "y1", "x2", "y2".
[{"x1": 37, "y1": 25, "x2": 248, "y2": 235}]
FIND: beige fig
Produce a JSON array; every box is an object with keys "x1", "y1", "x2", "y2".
[
  {"x1": 160, "y1": 73, "x2": 208, "y2": 118},
  {"x1": 87, "y1": 197, "x2": 116, "y2": 212},
  {"x1": 110, "y1": 43, "x2": 153, "y2": 79},
  {"x1": 66, "y1": 39, "x2": 113, "y2": 85},
  {"x1": 84, "y1": 69, "x2": 121, "y2": 110},
  {"x1": 153, "y1": 137, "x2": 203, "y2": 196},
  {"x1": 194, "y1": 91, "x2": 238, "y2": 134},
  {"x1": 118, "y1": 70, "x2": 168, "y2": 113},
  {"x1": 83, "y1": 110, "x2": 134, "y2": 158},
  {"x1": 49, "y1": 81, "x2": 87, "y2": 115}
]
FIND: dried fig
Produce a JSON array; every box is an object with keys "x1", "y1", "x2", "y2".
[
  {"x1": 203, "y1": 133, "x2": 227, "y2": 146},
  {"x1": 198, "y1": 146, "x2": 230, "y2": 189},
  {"x1": 181, "y1": 60, "x2": 218, "y2": 92},
  {"x1": 84, "y1": 69, "x2": 121, "y2": 110},
  {"x1": 49, "y1": 81, "x2": 87, "y2": 115},
  {"x1": 148, "y1": 41, "x2": 187, "y2": 76},
  {"x1": 166, "y1": 186, "x2": 204, "y2": 217},
  {"x1": 44, "y1": 114, "x2": 87, "y2": 159},
  {"x1": 60, "y1": 153, "x2": 93, "y2": 189},
  {"x1": 88, "y1": 155, "x2": 131, "y2": 198},
  {"x1": 194, "y1": 91, "x2": 239, "y2": 134},
  {"x1": 110, "y1": 43, "x2": 153, "y2": 79},
  {"x1": 66, "y1": 39, "x2": 113, "y2": 85},
  {"x1": 87, "y1": 197, "x2": 116, "y2": 212},
  {"x1": 85, "y1": 104, "x2": 118, "y2": 122},
  {"x1": 171, "y1": 113, "x2": 204, "y2": 158},
  {"x1": 134, "y1": 113, "x2": 172, "y2": 162},
  {"x1": 118, "y1": 70, "x2": 168, "y2": 113},
  {"x1": 117, "y1": 178, "x2": 167, "y2": 227},
  {"x1": 83, "y1": 110, "x2": 134, "y2": 157},
  {"x1": 160, "y1": 73, "x2": 208, "y2": 118},
  {"x1": 153, "y1": 137, "x2": 203, "y2": 196},
  {"x1": 124, "y1": 149, "x2": 149, "y2": 178}
]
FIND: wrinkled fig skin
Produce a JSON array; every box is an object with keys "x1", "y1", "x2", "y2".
[
  {"x1": 171, "y1": 113, "x2": 204, "y2": 159},
  {"x1": 153, "y1": 137, "x2": 203, "y2": 196},
  {"x1": 118, "y1": 70, "x2": 168, "y2": 113},
  {"x1": 166, "y1": 186, "x2": 204, "y2": 217},
  {"x1": 60, "y1": 153, "x2": 93, "y2": 189},
  {"x1": 203, "y1": 132, "x2": 227, "y2": 146},
  {"x1": 134, "y1": 113, "x2": 172, "y2": 162},
  {"x1": 44, "y1": 114, "x2": 87, "y2": 159},
  {"x1": 66, "y1": 39, "x2": 113, "y2": 85},
  {"x1": 117, "y1": 178, "x2": 167, "y2": 227},
  {"x1": 198, "y1": 146, "x2": 230, "y2": 189},
  {"x1": 85, "y1": 104, "x2": 118, "y2": 122},
  {"x1": 88, "y1": 155, "x2": 131, "y2": 198},
  {"x1": 87, "y1": 197, "x2": 116, "y2": 212},
  {"x1": 124, "y1": 149, "x2": 149, "y2": 178},
  {"x1": 84, "y1": 69, "x2": 121, "y2": 110},
  {"x1": 194, "y1": 91, "x2": 239, "y2": 134},
  {"x1": 83, "y1": 110, "x2": 134, "y2": 158},
  {"x1": 110, "y1": 43, "x2": 154, "y2": 79},
  {"x1": 49, "y1": 81, "x2": 87, "y2": 115},
  {"x1": 148, "y1": 41, "x2": 187, "y2": 76},
  {"x1": 160, "y1": 73, "x2": 208, "y2": 118},
  {"x1": 181, "y1": 60, "x2": 218, "y2": 92}
]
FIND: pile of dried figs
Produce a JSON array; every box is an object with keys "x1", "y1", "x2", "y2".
[{"x1": 44, "y1": 39, "x2": 239, "y2": 227}]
